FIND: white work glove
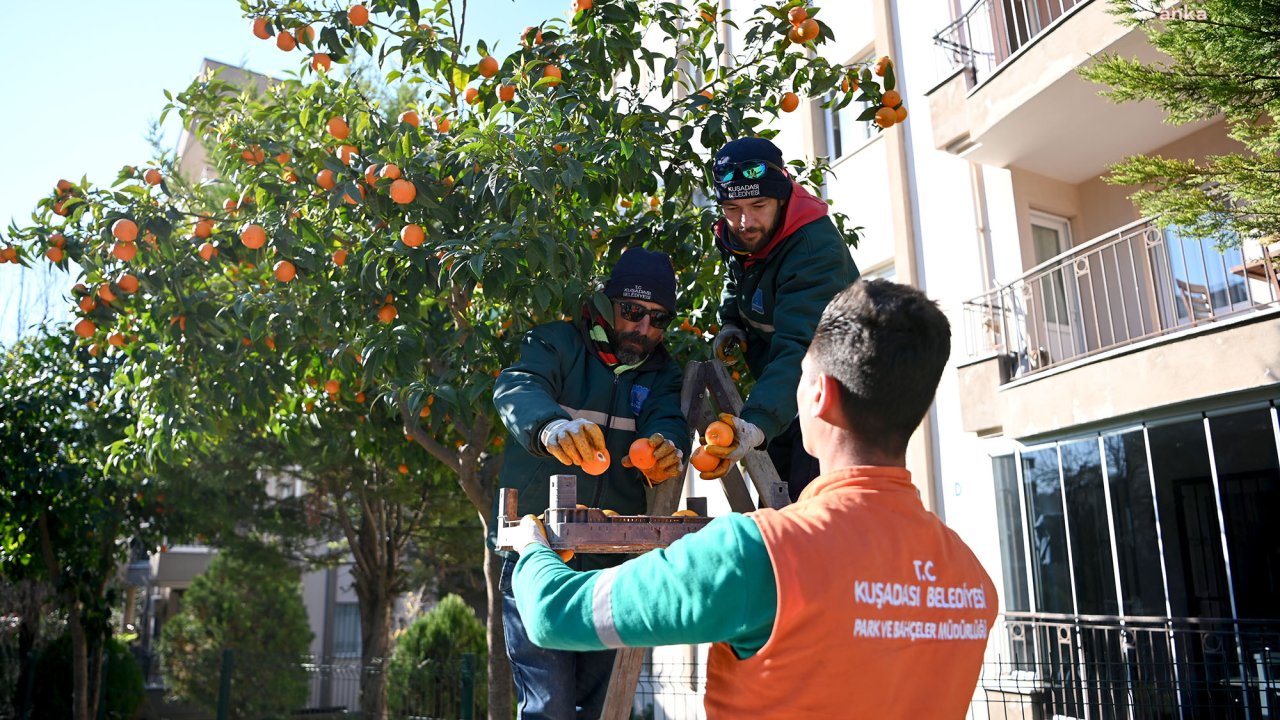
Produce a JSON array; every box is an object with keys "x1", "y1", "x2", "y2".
[
  {"x1": 512, "y1": 515, "x2": 575, "y2": 562},
  {"x1": 539, "y1": 418, "x2": 607, "y2": 467},
  {"x1": 711, "y1": 324, "x2": 748, "y2": 365},
  {"x1": 621, "y1": 433, "x2": 684, "y2": 486},
  {"x1": 512, "y1": 515, "x2": 551, "y2": 556},
  {"x1": 699, "y1": 413, "x2": 765, "y2": 479}
]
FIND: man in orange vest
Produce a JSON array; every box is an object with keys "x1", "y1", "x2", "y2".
[{"x1": 508, "y1": 279, "x2": 998, "y2": 718}]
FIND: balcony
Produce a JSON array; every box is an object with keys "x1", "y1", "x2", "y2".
[
  {"x1": 925, "y1": 0, "x2": 1216, "y2": 183},
  {"x1": 956, "y1": 219, "x2": 1280, "y2": 437}
]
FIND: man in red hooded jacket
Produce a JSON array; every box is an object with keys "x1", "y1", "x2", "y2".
[{"x1": 700, "y1": 136, "x2": 861, "y2": 501}]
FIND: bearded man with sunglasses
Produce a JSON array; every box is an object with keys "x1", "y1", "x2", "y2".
[
  {"x1": 491, "y1": 246, "x2": 691, "y2": 719},
  {"x1": 702, "y1": 136, "x2": 860, "y2": 501}
]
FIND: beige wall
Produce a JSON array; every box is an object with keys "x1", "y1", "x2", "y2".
[{"x1": 959, "y1": 311, "x2": 1280, "y2": 440}]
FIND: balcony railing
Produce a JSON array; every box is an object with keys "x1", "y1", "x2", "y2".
[
  {"x1": 934, "y1": 0, "x2": 1088, "y2": 86},
  {"x1": 961, "y1": 218, "x2": 1280, "y2": 379},
  {"x1": 974, "y1": 613, "x2": 1280, "y2": 719}
]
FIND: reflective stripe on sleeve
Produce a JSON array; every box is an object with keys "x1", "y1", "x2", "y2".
[
  {"x1": 743, "y1": 316, "x2": 775, "y2": 333},
  {"x1": 591, "y1": 566, "x2": 624, "y2": 648}
]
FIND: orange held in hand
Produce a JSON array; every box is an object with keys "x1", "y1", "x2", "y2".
[
  {"x1": 580, "y1": 449, "x2": 610, "y2": 476},
  {"x1": 628, "y1": 438, "x2": 657, "y2": 470},
  {"x1": 690, "y1": 448, "x2": 719, "y2": 473},
  {"x1": 704, "y1": 420, "x2": 735, "y2": 447}
]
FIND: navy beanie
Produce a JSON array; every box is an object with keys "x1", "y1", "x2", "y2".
[
  {"x1": 603, "y1": 247, "x2": 677, "y2": 313},
  {"x1": 712, "y1": 137, "x2": 791, "y2": 203}
]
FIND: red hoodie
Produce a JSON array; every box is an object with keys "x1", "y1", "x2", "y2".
[{"x1": 715, "y1": 180, "x2": 831, "y2": 269}]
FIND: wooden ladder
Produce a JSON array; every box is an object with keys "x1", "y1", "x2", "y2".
[{"x1": 600, "y1": 359, "x2": 789, "y2": 719}]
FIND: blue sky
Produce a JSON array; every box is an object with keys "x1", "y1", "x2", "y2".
[{"x1": 0, "y1": 0, "x2": 563, "y2": 346}]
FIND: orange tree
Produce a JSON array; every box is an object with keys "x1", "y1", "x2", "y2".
[{"x1": 5, "y1": 0, "x2": 895, "y2": 715}]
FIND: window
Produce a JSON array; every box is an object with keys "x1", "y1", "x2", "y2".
[
  {"x1": 992, "y1": 455, "x2": 1030, "y2": 611},
  {"x1": 333, "y1": 603, "x2": 361, "y2": 658},
  {"x1": 821, "y1": 57, "x2": 877, "y2": 162},
  {"x1": 992, "y1": 402, "x2": 1280, "y2": 622},
  {"x1": 1104, "y1": 430, "x2": 1165, "y2": 616}
]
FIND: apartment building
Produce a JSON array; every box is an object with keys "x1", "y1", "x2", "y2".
[{"x1": 644, "y1": 1, "x2": 1279, "y2": 718}]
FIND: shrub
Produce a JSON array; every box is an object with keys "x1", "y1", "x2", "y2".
[
  {"x1": 387, "y1": 594, "x2": 487, "y2": 718},
  {"x1": 29, "y1": 633, "x2": 145, "y2": 720},
  {"x1": 158, "y1": 551, "x2": 312, "y2": 719}
]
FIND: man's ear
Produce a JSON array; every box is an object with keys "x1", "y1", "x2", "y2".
[{"x1": 813, "y1": 372, "x2": 843, "y2": 426}]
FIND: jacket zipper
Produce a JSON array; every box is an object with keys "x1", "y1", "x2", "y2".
[{"x1": 590, "y1": 373, "x2": 620, "y2": 509}]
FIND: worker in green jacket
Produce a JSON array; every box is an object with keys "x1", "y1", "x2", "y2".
[
  {"x1": 491, "y1": 247, "x2": 691, "y2": 719},
  {"x1": 703, "y1": 136, "x2": 861, "y2": 501},
  {"x1": 509, "y1": 280, "x2": 997, "y2": 719}
]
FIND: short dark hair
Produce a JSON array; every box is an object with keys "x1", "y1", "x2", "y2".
[{"x1": 807, "y1": 279, "x2": 951, "y2": 456}]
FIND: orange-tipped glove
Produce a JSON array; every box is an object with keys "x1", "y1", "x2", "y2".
[
  {"x1": 697, "y1": 413, "x2": 765, "y2": 480},
  {"x1": 712, "y1": 324, "x2": 748, "y2": 365},
  {"x1": 621, "y1": 433, "x2": 683, "y2": 486},
  {"x1": 539, "y1": 418, "x2": 606, "y2": 467}
]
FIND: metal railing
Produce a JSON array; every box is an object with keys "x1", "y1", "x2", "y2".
[
  {"x1": 961, "y1": 219, "x2": 1280, "y2": 380},
  {"x1": 934, "y1": 0, "x2": 1088, "y2": 86},
  {"x1": 973, "y1": 613, "x2": 1280, "y2": 720}
]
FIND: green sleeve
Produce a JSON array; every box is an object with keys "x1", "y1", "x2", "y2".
[
  {"x1": 717, "y1": 259, "x2": 742, "y2": 328},
  {"x1": 513, "y1": 514, "x2": 776, "y2": 658},
  {"x1": 492, "y1": 324, "x2": 573, "y2": 456},
  {"x1": 740, "y1": 236, "x2": 859, "y2": 440}
]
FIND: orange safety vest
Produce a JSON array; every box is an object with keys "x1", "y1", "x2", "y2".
[{"x1": 705, "y1": 466, "x2": 998, "y2": 719}]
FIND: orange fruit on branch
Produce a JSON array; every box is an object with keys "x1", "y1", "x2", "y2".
[
  {"x1": 45, "y1": 246, "x2": 65, "y2": 263},
  {"x1": 295, "y1": 25, "x2": 315, "y2": 44},
  {"x1": 348, "y1": 4, "x2": 369, "y2": 26},
  {"x1": 116, "y1": 273, "x2": 139, "y2": 294},
  {"x1": 389, "y1": 179, "x2": 417, "y2": 204},
  {"x1": 276, "y1": 30, "x2": 296, "y2": 51},
  {"x1": 874, "y1": 106, "x2": 896, "y2": 128},
  {"x1": 787, "y1": 6, "x2": 808, "y2": 25},
  {"x1": 377, "y1": 303, "x2": 398, "y2": 323},
  {"x1": 573, "y1": 0, "x2": 593, "y2": 11},
  {"x1": 882, "y1": 90, "x2": 901, "y2": 108},
  {"x1": 324, "y1": 379, "x2": 340, "y2": 395},
  {"x1": 875, "y1": 56, "x2": 892, "y2": 76},
  {"x1": 895, "y1": 105, "x2": 908, "y2": 122},
  {"x1": 398, "y1": 110, "x2": 420, "y2": 127},
  {"x1": 193, "y1": 219, "x2": 214, "y2": 238},
  {"x1": 797, "y1": 18, "x2": 819, "y2": 41},
  {"x1": 198, "y1": 242, "x2": 217, "y2": 261},
  {"x1": 379, "y1": 163, "x2": 401, "y2": 180},
  {"x1": 401, "y1": 223, "x2": 425, "y2": 247},
  {"x1": 787, "y1": 25, "x2": 805, "y2": 43},
  {"x1": 252, "y1": 17, "x2": 271, "y2": 40},
  {"x1": 111, "y1": 218, "x2": 139, "y2": 243},
  {"x1": 273, "y1": 260, "x2": 296, "y2": 282},
  {"x1": 311, "y1": 53, "x2": 332, "y2": 72},
  {"x1": 316, "y1": 169, "x2": 337, "y2": 190},
  {"x1": 241, "y1": 223, "x2": 267, "y2": 249},
  {"x1": 478, "y1": 55, "x2": 499, "y2": 78},
  {"x1": 74, "y1": 318, "x2": 97, "y2": 338},
  {"x1": 543, "y1": 64, "x2": 563, "y2": 86},
  {"x1": 143, "y1": 168, "x2": 163, "y2": 185},
  {"x1": 332, "y1": 247, "x2": 348, "y2": 266},
  {"x1": 780, "y1": 91, "x2": 799, "y2": 112},
  {"x1": 111, "y1": 242, "x2": 138, "y2": 262},
  {"x1": 327, "y1": 116, "x2": 351, "y2": 140},
  {"x1": 464, "y1": 87, "x2": 480, "y2": 105},
  {"x1": 499, "y1": 85, "x2": 515, "y2": 102}
]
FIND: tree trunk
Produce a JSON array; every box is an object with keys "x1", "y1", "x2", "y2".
[
  {"x1": 483, "y1": 545, "x2": 513, "y2": 720},
  {"x1": 69, "y1": 605, "x2": 91, "y2": 720},
  {"x1": 356, "y1": 588, "x2": 392, "y2": 720}
]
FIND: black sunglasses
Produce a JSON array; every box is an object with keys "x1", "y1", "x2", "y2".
[
  {"x1": 713, "y1": 159, "x2": 789, "y2": 185},
  {"x1": 615, "y1": 300, "x2": 674, "y2": 329}
]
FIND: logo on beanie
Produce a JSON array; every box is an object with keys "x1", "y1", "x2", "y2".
[
  {"x1": 727, "y1": 183, "x2": 761, "y2": 199},
  {"x1": 621, "y1": 284, "x2": 653, "y2": 301}
]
